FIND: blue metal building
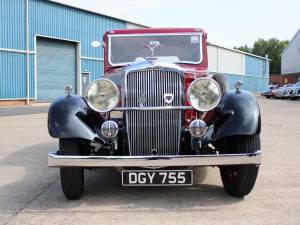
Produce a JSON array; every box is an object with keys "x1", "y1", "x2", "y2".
[
  {"x1": 0, "y1": 0, "x2": 141, "y2": 103},
  {"x1": 207, "y1": 43, "x2": 269, "y2": 93},
  {"x1": 0, "y1": 0, "x2": 269, "y2": 104}
]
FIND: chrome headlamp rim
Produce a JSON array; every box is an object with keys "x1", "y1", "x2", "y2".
[
  {"x1": 187, "y1": 77, "x2": 221, "y2": 112},
  {"x1": 85, "y1": 78, "x2": 120, "y2": 113}
]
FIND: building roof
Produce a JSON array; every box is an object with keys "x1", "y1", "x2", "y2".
[
  {"x1": 281, "y1": 28, "x2": 300, "y2": 56},
  {"x1": 50, "y1": 0, "x2": 149, "y2": 28}
]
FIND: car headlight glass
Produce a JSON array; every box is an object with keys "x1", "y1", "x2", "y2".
[
  {"x1": 86, "y1": 78, "x2": 119, "y2": 112},
  {"x1": 187, "y1": 78, "x2": 221, "y2": 111}
]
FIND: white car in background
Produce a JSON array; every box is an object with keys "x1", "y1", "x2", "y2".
[
  {"x1": 276, "y1": 84, "x2": 294, "y2": 99},
  {"x1": 289, "y1": 82, "x2": 300, "y2": 100}
]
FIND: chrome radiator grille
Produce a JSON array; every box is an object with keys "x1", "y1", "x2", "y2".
[{"x1": 126, "y1": 69, "x2": 183, "y2": 156}]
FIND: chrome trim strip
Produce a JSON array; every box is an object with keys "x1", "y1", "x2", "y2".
[
  {"x1": 113, "y1": 106, "x2": 193, "y2": 111},
  {"x1": 48, "y1": 150, "x2": 262, "y2": 167}
]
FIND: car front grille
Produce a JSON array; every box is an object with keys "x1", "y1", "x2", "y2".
[{"x1": 125, "y1": 69, "x2": 183, "y2": 156}]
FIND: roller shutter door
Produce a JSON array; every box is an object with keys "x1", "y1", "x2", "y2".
[{"x1": 37, "y1": 38, "x2": 77, "y2": 101}]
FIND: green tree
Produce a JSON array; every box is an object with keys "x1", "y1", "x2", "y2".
[
  {"x1": 252, "y1": 38, "x2": 289, "y2": 74},
  {"x1": 234, "y1": 45, "x2": 252, "y2": 54},
  {"x1": 234, "y1": 38, "x2": 289, "y2": 74}
]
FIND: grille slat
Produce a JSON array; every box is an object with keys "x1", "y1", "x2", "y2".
[{"x1": 126, "y1": 69, "x2": 182, "y2": 156}]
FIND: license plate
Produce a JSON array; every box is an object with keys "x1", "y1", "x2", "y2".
[{"x1": 122, "y1": 170, "x2": 193, "y2": 186}]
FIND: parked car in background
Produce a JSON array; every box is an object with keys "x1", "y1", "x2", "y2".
[
  {"x1": 274, "y1": 87, "x2": 284, "y2": 99},
  {"x1": 289, "y1": 81, "x2": 300, "y2": 100},
  {"x1": 262, "y1": 85, "x2": 278, "y2": 98},
  {"x1": 282, "y1": 84, "x2": 295, "y2": 99},
  {"x1": 275, "y1": 84, "x2": 294, "y2": 99}
]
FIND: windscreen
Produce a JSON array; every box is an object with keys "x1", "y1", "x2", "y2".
[{"x1": 109, "y1": 34, "x2": 202, "y2": 65}]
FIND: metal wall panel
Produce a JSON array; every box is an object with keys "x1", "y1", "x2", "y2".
[
  {"x1": 0, "y1": 52, "x2": 26, "y2": 98},
  {"x1": 29, "y1": 0, "x2": 126, "y2": 58},
  {"x1": 0, "y1": 0, "x2": 126, "y2": 100},
  {"x1": 208, "y1": 44, "x2": 269, "y2": 92},
  {"x1": 225, "y1": 74, "x2": 269, "y2": 93},
  {"x1": 208, "y1": 44, "x2": 245, "y2": 75},
  {"x1": 245, "y1": 55, "x2": 266, "y2": 77},
  {"x1": 223, "y1": 74, "x2": 243, "y2": 90},
  {"x1": 0, "y1": 0, "x2": 26, "y2": 50},
  {"x1": 281, "y1": 30, "x2": 300, "y2": 74},
  {"x1": 244, "y1": 55, "x2": 269, "y2": 92},
  {"x1": 207, "y1": 45, "x2": 218, "y2": 72},
  {"x1": 81, "y1": 59, "x2": 104, "y2": 81}
]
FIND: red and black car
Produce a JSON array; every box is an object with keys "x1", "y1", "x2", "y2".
[{"x1": 48, "y1": 28, "x2": 262, "y2": 199}]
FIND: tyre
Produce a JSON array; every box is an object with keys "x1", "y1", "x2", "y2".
[
  {"x1": 59, "y1": 139, "x2": 84, "y2": 200},
  {"x1": 219, "y1": 135, "x2": 260, "y2": 197},
  {"x1": 266, "y1": 96, "x2": 271, "y2": 99},
  {"x1": 212, "y1": 73, "x2": 229, "y2": 95}
]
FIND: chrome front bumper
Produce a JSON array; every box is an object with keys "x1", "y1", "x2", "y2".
[{"x1": 48, "y1": 150, "x2": 262, "y2": 168}]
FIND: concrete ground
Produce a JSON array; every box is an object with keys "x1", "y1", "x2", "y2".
[
  {"x1": 0, "y1": 105, "x2": 48, "y2": 117},
  {"x1": 0, "y1": 98, "x2": 299, "y2": 225}
]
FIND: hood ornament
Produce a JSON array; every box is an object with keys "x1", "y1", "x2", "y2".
[
  {"x1": 140, "y1": 41, "x2": 161, "y2": 56},
  {"x1": 164, "y1": 93, "x2": 174, "y2": 104}
]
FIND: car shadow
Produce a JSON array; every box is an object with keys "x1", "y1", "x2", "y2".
[{"x1": 0, "y1": 142, "x2": 244, "y2": 215}]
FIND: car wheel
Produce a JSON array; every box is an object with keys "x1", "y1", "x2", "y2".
[
  {"x1": 212, "y1": 73, "x2": 229, "y2": 95},
  {"x1": 266, "y1": 96, "x2": 271, "y2": 99},
  {"x1": 219, "y1": 135, "x2": 260, "y2": 197},
  {"x1": 59, "y1": 138, "x2": 84, "y2": 200}
]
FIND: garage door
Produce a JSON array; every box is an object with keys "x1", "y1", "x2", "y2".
[{"x1": 37, "y1": 38, "x2": 77, "y2": 101}]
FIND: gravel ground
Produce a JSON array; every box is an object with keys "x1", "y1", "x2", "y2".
[{"x1": 0, "y1": 97, "x2": 299, "y2": 225}]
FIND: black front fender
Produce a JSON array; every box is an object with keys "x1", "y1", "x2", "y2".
[
  {"x1": 48, "y1": 95, "x2": 102, "y2": 141},
  {"x1": 213, "y1": 90, "x2": 261, "y2": 140}
]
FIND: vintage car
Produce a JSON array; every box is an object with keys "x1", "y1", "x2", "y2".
[
  {"x1": 273, "y1": 87, "x2": 284, "y2": 98},
  {"x1": 289, "y1": 81, "x2": 300, "y2": 100},
  {"x1": 48, "y1": 28, "x2": 262, "y2": 200},
  {"x1": 274, "y1": 84, "x2": 293, "y2": 99},
  {"x1": 261, "y1": 84, "x2": 278, "y2": 98},
  {"x1": 281, "y1": 83, "x2": 294, "y2": 99}
]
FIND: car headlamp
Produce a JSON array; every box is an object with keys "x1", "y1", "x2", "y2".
[
  {"x1": 187, "y1": 77, "x2": 221, "y2": 111},
  {"x1": 86, "y1": 78, "x2": 119, "y2": 113}
]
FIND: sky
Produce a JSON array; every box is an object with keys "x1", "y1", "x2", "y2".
[{"x1": 55, "y1": 0, "x2": 300, "y2": 48}]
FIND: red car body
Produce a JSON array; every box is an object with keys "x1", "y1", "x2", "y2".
[{"x1": 103, "y1": 28, "x2": 211, "y2": 126}]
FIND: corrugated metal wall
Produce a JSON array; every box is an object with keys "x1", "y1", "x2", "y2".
[
  {"x1": 208, "y1": 44, "x2": 269, "y2": 92},
  {"x1": 244, "y1": 55, "x2": 269, "y2": 92},
  {"x1": 0, "y1": 52, "x2": 26, "y2": 99},
  {"x1": 0, "y1": 0, "x2": 26, "y2": 50},
  {"x1": 281, "y1": 29, "x2": 300, "y2": 75},
  {"x1": 0, "y1": 0, "x2": 269, "y2": 100},
  {"x1": 0, "y1": 0, "x2": 126, "y2": 100},
  {"x1": 81, "y1": 59, "x2": 104, "y2": 81}
]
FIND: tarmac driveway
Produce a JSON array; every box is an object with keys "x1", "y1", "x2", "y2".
[{"x1": 0, "y1": 98, "x2": 299, "y2": 225}]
